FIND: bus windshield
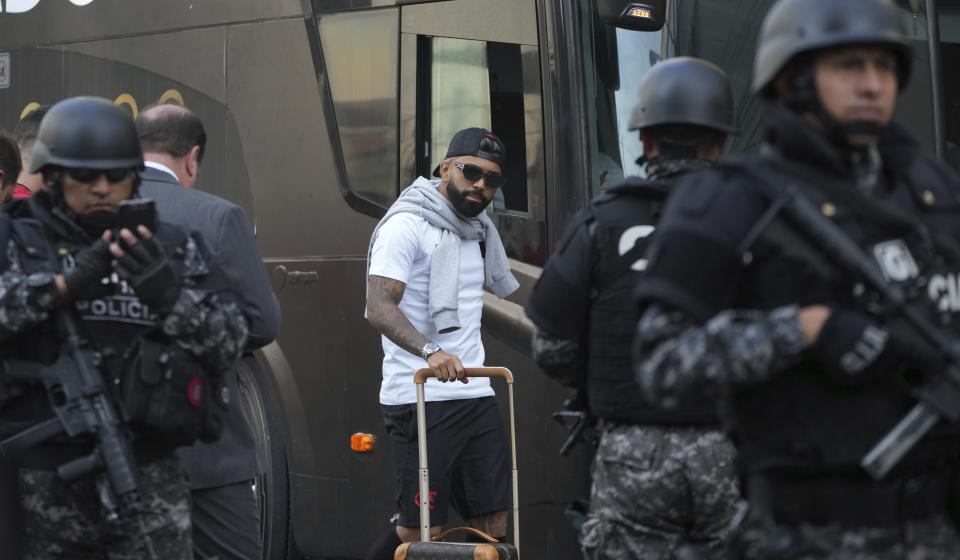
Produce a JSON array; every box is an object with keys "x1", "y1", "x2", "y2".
[
  {"x1": 580, "y1": 2, "x2": 664, "y2": 196},
  {"x1": 582, "y1": 0, "x2": 957, "y2": 198}
]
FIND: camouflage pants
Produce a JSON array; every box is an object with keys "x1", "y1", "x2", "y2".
[
  {"x1": 17, "y1": 454, "x2": 192, "y2": 560},
  {"x1": 737, "y1": 514, "x2": 960, "y2": 559},
  {"x1": 581, "y1": 424, "x2": 742, "y2": 560}
]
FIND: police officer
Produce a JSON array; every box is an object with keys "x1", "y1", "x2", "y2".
[
  {"x1": 0, "y1": 96, "x2": 249, "y2": 559},
  {"x1": 524, "y1": 57, "x2": 741, "y2": 559},
  {"x1": 634, "y1": 0, "x2": 960, "y2": 557}
]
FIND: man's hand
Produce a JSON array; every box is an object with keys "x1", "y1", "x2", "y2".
[
  {"x1": 111, "y1": 226, "x2": 181, "y2": 314},
  {"x1": 426, "y1": 350, "x2": 468, "y2": 384},
  {"x1": 799, "y1": 305, "x2": 831, "y2": 343},
  {"x1": 64, "y1": 230, "x2": 114, "y2": 300}
]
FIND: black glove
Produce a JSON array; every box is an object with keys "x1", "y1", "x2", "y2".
[
  {"x1": 64, "y1": 238, "x2": 114, "y2": 300},
  {"x1": 114, "y1": 236, "x2": 181, "y2": 315},
  {"x1": 812, "y1": 308, "x2": 944, "y2": 384}
]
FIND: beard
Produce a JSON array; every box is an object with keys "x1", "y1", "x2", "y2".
[{"x1": 447, "y1": 183, "x2": 492, "y2": 218}]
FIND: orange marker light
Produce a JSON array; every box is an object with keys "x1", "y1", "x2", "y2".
[
  {"x1": 628, "y1": 8, "x2": 653, "y2": 19},
  {"x1": 351, "y1": 433, "x2": 375, "y2": 452}
]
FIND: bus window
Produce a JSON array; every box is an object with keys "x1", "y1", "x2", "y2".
[
  {"x1": 318, "y1": 9, "x2": 400, "y2": 210},
  {"x1": 421, "y1": 37, "x2": 529, "y2": 213},
  {"x1": 580, "y1": 1, "x2": 664, "y2": 196}
]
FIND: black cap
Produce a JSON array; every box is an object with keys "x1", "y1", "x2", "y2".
[{"x1": 432, "y1": 127, "x2": 506, "y2": 178}]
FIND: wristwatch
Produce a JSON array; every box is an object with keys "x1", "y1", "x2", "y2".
[{"x1": 420, "y1": 342, "x2": 441, "y2": 360}]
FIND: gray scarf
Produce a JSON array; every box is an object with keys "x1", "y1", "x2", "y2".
[{"x1": 366, "y1": 177, "x2": 519, "y2": 333}]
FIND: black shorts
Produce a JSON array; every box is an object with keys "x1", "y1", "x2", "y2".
[{"x1": 381, "y1": 396, "x2": 510, "y2": 527}]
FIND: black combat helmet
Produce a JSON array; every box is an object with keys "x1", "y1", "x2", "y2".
[
  {"x1": 752, "y1": 0, "x2": 912, "y2": 95},
  {"x1": 628, "y1": 57, "x2": 737, "y2": 134},
  {"x1": 29, "y1": 96, "x2": 143, "y2": 173}
]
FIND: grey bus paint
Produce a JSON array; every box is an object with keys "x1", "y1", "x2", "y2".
[{"x1": 0, "y1": 0, "x2": 592, "y2": 558}]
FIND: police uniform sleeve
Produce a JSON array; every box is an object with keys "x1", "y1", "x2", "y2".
[
  {"x1": 634, "y1": 303, "x2": 810, "y2": 407},
  {"x1": 0, "y1": 238, "x2": 64, "y2": 340},
  {"x1": 158, "y1": 234, "x2": 249, "y2": 372}
]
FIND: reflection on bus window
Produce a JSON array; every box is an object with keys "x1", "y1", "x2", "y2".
[
  {"x1": 318, "y1": 9, "x2": 399, "y2": 208},
  {"x1": 426, "y1": 37, "x2": 529, "y2": 213},
  {"x1": 580, "y1": 2, "x2": 663, "y2": 197}
]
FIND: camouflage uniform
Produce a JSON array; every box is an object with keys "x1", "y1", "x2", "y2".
[
  {"x1": 581, "y1": 424, "x2": 741, "y2": 560},
  {"x1": 737, "y1": 514, "x2": 960, "y2": 560},
  {"x1": 18, "y1": 456, "x2": 191, "y2": 560},
  {"x1": 526, "y1": 159, "x2": 743, "y2": 559}
]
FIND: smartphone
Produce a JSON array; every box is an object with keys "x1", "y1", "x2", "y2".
[{"x1": 117, "y1": 198, "x2": 157, "y2": 234}]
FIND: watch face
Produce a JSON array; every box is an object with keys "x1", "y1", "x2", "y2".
[{"x1": 422, "y1": 343, "x2": 440, "y2": 358}]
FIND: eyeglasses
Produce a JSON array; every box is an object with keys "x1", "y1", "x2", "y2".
[
  {"x1": 66, "y1": 168, "x2": 133, "y2": 184},
  {"x1": 452, "y1": 162, "x2": 506, "y2": 189}
]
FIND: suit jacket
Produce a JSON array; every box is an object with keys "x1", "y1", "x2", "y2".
[{"x1": 139, "y1": 166, "x2": 281, "y2": 488}]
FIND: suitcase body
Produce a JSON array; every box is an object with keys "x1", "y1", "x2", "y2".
[{"x1": 395, "y1": 367, "x2": 520, "y2": 560}]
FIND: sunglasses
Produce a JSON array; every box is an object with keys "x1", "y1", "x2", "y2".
[
  {"x1": 66, "y1": 168, "x2": 134, "y2": 184},
  {"x1": 452, "y1": 162, "x2": 506, "y2": 189}
]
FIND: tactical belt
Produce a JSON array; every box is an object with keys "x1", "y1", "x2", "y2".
[{"x1": 749, "y1": 471, "x2": 952, "y2": 526}]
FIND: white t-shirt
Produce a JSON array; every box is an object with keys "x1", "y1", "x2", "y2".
[{"x1": 369, "y1": 212, "x2": 495, "y2": 405}]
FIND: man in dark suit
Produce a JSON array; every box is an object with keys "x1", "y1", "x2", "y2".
[{"x1": 136, "y1": 102, "x2": 281, "y2": 560}]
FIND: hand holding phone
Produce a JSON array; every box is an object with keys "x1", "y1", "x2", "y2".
[{"x1": 116, "y1": 198, "x2": 157, "y2": 236}]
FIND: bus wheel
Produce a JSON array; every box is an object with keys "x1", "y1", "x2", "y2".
[{"x1": 236, "y1": 356, "x2": 299, "y2": 560}]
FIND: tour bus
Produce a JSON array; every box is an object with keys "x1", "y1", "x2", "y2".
[{"x1": 0, "y1": 0, "x2": 955, "y2": 558}]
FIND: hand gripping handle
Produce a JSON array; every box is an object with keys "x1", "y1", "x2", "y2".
[{"x1": 414, "y1": 366, "x2": 514, "y2": 384}]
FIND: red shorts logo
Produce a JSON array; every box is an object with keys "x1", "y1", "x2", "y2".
[
  {"x1": 187, "y1": 377, "x2": 203, "y2": 407},
  {"x1": 414, "y1": 490, "x2": 437, "y2": 510}
]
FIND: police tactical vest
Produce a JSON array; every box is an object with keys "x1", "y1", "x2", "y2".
[
  {"x1": 0, "y1": 195, "x2": 227, "y2": 466},
  {"x1": 587, "y1": 177, "x2": 718, "y2": 425},
  {"x1": 720, "y1": 150, "x2": 960, "y2": 475}
]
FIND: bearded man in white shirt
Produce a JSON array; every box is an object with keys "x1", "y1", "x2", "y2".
[{"x1": 364, "y1": 127, "x2": 519, "y2": 560}]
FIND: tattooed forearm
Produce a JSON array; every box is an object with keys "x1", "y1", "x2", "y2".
[{"x1": 366, "y1": 275, "x2": 431, "y2": 357}]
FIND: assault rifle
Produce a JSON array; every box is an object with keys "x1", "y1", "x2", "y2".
[
  {"x1": 552, "y1": 390, "x2": 595, "y2": 456},
  {"x1": 0, "y1": 307, "x2": 157, "y2": 558},
  {"x1": 744, "y1": 182, "x2": 960, "y2": 481}
]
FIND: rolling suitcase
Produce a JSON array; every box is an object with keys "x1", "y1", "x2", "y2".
[{"x1": 394, "y1": 367, "x2": 520, "y2": 560}]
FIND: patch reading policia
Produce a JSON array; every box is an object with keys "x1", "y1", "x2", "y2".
[{"x1": 432, "y1": 127, "x2": 506, "y2": 178}]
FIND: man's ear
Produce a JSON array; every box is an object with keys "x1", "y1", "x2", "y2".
[
  {"x1": 774, "y1": 73, "x2": 794, "y2": 102},
  {"x1": 185, "y1": 145, "x2": 201, "y2": 181}
]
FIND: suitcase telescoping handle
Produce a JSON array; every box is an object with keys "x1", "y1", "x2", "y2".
[{"x1": 414, "y1": 367, "x2": 519, "y2": 556}]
